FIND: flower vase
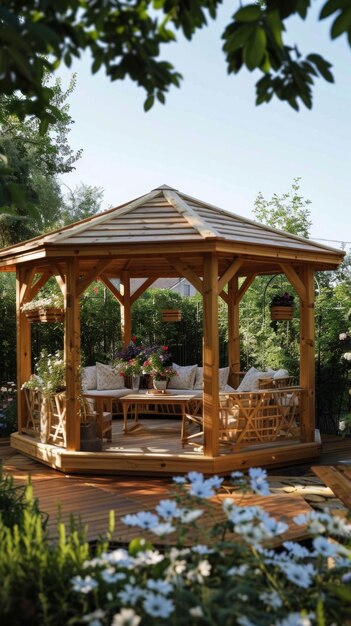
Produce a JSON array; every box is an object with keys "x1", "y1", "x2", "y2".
[
  {"x1": 132, "y1": 374, "x2": 140, "y2": 391},
  {"x1": 153, "y1": 378, "x2": 168, "y2": 391}
]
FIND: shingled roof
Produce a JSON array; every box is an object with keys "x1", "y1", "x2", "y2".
[{"x1": 0, "y1": 184, "x2": 344, "y2": 265}]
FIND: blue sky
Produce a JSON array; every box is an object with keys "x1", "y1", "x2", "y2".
[{"x1": 58, "y1": 3, "x2": 351, "y2": 249}]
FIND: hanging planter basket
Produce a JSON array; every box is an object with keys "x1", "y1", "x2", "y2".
[
  {"x1": 270, "y1": 306, "x2": 294, "y2": 321},
  {"x1": 161, "y1": 309, "x2": 182, "y2": 322},
  {"x1": 24, "y1": 307, "x2": 65, "y2": 323}
]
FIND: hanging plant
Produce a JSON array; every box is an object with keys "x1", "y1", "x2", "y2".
[
  {"x1": 269, "y1": 292, "x2": 294, "y2": 321},
  {"x1": 21, "y1": 294, "x2": 64, "y2": 323}
]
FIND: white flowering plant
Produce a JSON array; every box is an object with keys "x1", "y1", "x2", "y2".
[
  {"x1": 340, "y1": 330, "x2": 351, "y2": 363},
  {"x1": 21, "y1": 293, "x2": 64, "y2": 311},
  {"x1": 22, "y1": 349, "x2": 65, "y2": 397},
  {"x1": 70, "y1": 469, "x2": 351, "y2": 626}
]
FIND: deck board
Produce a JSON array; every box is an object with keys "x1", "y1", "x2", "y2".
[
  {"x1": 2, "y1": 432, "x2": 349, "y2": 544},
  {"x1": 312, "y1": 465, "x2": 351, "y2": 508},
  {"x1": 2, "y1": 447, "x2": 311, "y2": 545}
]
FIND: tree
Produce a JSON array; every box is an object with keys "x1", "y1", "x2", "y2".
[
  {"x1": 253, "y1": 177, "x2": 312, "y2": 238},
  {"x1": 0, "y1": 0, "x2": 349, "y2": 127},
  {"x1": 0, "y1": 76, "x2": 82, "y2": 243},
  {"x1": 59, "y1": 183, "x2": 104, "y2": 227}
]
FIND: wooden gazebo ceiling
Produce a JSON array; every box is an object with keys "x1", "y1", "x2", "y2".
[{"x1": 0, "y1": 184, "x2": 344, "y2": 275}]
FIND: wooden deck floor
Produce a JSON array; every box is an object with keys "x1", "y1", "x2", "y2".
[{"x1": 1, "y1": 433, "x2": 350, "y2": 544}]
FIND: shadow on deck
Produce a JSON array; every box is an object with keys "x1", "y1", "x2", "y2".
[{"x1": 1, "y1": 432, "x2": 350, "y2": 544}]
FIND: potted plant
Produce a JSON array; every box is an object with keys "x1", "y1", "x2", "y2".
[
  {"x1": 114, "y1": 338, "x2": 175, "y2": 390},
  {"x1": 79, "y1": 396, "x2": 102, "y2": 452},
  {"x1": 141, "y1": 352, "x2": 177, "y2": 391},
  {"x1": 21, "y1": 293, "x2": 64, "y2": 323},
  {"x1": 269, "y1": 291, "x2": 295, "y2": 321}
]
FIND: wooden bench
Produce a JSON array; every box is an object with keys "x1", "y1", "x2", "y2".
[{"x1": 183, "y1": 387, "x2": 303, "y2": 448}]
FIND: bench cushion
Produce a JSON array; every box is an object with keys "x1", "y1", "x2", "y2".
[{"x1": 169, "y1": 363, "x2": 198, "y2": 390}]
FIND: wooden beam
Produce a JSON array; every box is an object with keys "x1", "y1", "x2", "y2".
[
  {"x1": 228, "y1": 276, "x2": 240, "y2": 387},
  {"x1": 299, "y1": 266, "x2": 315, "y2": 443},
  {"x1": 16, "y1": 267, "x2": 32, "y2": 433},
  {"x1": 77, "y1": 260, "x2": 112, "y2": 297},
  {"x1": 29, "y1": 270, "x2": 52, "y2": 301},
  {"x1": 130, "y1": 277, "x2": 155, "y2": 305},
  {"x1": 202, "y1": 253, "x2": 219, "y2": 457},
  {"x1": 52, "y1": 263, "x2": 65, "y2": 282},
  {"x1": 219, "y1": 290, "x2": 229, "y2": 305},
  {"x1": 168, "y1": 258, "x2": 203, "y2": 294},
  {"x1": 234, "y1": 273, "x2": 257, "y2": 304},
  {"x1": 120, "y1": 271, "x2": 132, "y2": 346},
  {"x1": 164, "y1": 189, "x2": 222, "y2": 238},
  {"x1": 218, "y1": 258, "x2": 243, "y2": 293},
  {"x1": 20, "y1": 267, "x2": 36, "y2": 305},
  {"x1": 279, "y1": 263, "x2": 307, "y2": 302},
  {"x1": 100, "y1": 275, "x2": 124, "y2": 305},
  {"x1": 64, "y1": 258, "x2": 81, "y2": 451},
  {"x1": 52, "y1": 264, "x2": 66, "y2": 294}
]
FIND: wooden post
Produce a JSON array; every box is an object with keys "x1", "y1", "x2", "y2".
[
  {"x1": 16, "y1": 267, "x2": 32, "y2": 433},
  {"x1": 202, "y1": 253, "x2": 219, "y2": 457},
  {"x1": 120, "y1": 271, "x2": 132, "y2": 347},
  {"x1": 299, "y1": 266, "x2": 315, "y2": 442},
  {"x1": 65, "y1": 258, "x2": 81, "y2": 451},
  {"x1": 228, "y1": 276, "x2": 240, "y2": 388}
]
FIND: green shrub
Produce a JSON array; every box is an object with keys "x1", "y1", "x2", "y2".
[{"x1": 0, "y1": 477, "x2": 94, "y2": 626}]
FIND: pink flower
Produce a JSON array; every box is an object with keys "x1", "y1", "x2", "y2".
[{"x1": 162, "y1": 346, "x2": 168, "y2": 351}]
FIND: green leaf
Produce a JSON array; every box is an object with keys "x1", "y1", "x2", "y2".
[
  {"x1": 234, "y1": 5, "x2": 261, "y2": 23},
  {"x1": 288, "y1": 97, "x2": 299, "y2": 111},
  {"x1": 91, "y1": 58, "x2": 102, "y2": 74},
  {"x1": 266, "y1": 10, "x2": 284, "y2": 48},
  {"x1": 7, "y1": 48, "x2": 33, "y2": 82},
  {"x1": 128, "y1": 537, "x2": 153, "y2": 556},
  {"x1": 320, "y1": 0, "x2": 350, "y2": 20},
  {"x1": 223, "y1": 23, "x2": 256, "y2": 53},
  {"x1": 330, "y1": 7, "x2": 351, "y2": 38},
  {"x1": 260, "y1": 51, "x2": 271, "y2": 73},
  {"x1": 243, "y1": 27, "x2": 267, "y2": 71},
  {"x1": 307, "y1": 54, "x2": 334, "y2": 82},
  {"x1": 144, "y1": 94, "x2": 155, "y2": 112},
  {"x1": 157, "y1": 91, "x2": 165, "y2": 104}
]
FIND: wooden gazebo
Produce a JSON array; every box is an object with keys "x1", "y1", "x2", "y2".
[{"x1": 0, "y1": 184, "x2": 345, "y2": 475}]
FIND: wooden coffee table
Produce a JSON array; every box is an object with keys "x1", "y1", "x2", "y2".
[{"x1": 121, "y1": 392, "x2": 196, "y2": 437}]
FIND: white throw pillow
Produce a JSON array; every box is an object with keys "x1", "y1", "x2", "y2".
[
  {"x1": 236, "y1": 367, "x2": 259, "y2": 392},
  {"x1": 169, "y1": 363, "x2": 197, "y2": 390},
  {"x1": 96, "y1": 362, "x2": 125, "y2": 390},
  {"x1": 236, "y1": 367, "x2": 272, "y2": 392},
  {"x1": 273, "y1": 368, "x2": 289, "y2": 379},
  {"x1": 219, "y1": 367, "x2": 230, "y2": 390},
  {"x1": 82, "y1": 365, "x2": 97, "y2": 391},
  {"x1": 194, "y1": 366, "x2": 230, "y2": 390},
  {"x1": 194, "y1": 367, "x2": 203, "y2": 390},
  {"x1": 251, "y1": 371, "x2": 274, "y2": 390}
]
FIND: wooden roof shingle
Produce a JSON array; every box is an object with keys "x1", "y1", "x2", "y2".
[{"x1": 0, "y1": 184, "x2": 344, "y2": 268}]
